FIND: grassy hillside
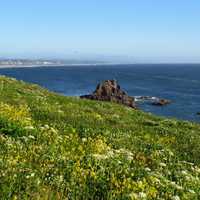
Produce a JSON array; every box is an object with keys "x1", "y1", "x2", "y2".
[{"x1": 0, "y1": 75, "x2": 200, "y2": 200}]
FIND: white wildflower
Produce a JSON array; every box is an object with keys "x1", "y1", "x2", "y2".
[
  {"x1": 188, "y1": 189, "x2": 195, "y2": 194},
  {"x1": 59, "y1": 175, "x2": 64, "y2": 181},
  {"x1": 25, "y1": 126, "x2": 35, "y2": 130},
  {"x1": 50, "y1": 127, "x2": 57, "y2": 134},
  {"x1": 22, "y1": 136, "x2": 28, "y2": 142},
  {"x1": 115, "y1": 148, "x2": 133, "y2": 160},
  {"x1": 159, "y1": 162, "x2": 167, "y2": 167},
  {"x1": 117, "y1": 160, "x2": 122, "y2": 164},
  {"x1": 127, "y1": 155, "x2": 133, "y2": 161},
  {"x1": 172, "y1": 196, "x2": 180, "y2": 200},
  {"x1": 138, "y1": 192, "x2": 147, "y2": 199},
  {"x1": 44, "y1": 124, "x2": 49, "y2": 129},
  {"x1": 175, "y1": 185, "x2": 183, "y2": 190},
  {"x1": 171, "y1": 182, "x2": 183, "y2": 190},
  {"x1": 180, "y1": 160, "x2": 194, "y2": 165},
  {"x1": 113, "y1": 114, "x2": 120, "y2": 119},
  {"x1": 37, "y1": 179, "x2": 41, "y2": 185},
  {"x1": 93, "y1": 154, "x2": 108, "y2": 160},
  {"x1": 107, "y1": 150, "x2": 114, "y2": 158},
  {"x1": 194, "y1": 167, "x2": 200, "y2": 173},
  {"x1": 168, "y1": 150, "x2": 174, "y2": 156},
  {"x1": 181, "y1": 170, "x2": 188, "y2": 176},
  {"x1": 115, "y1": 149, "x2": 120, "y2": 154},
  {"x1": 170, "y1": 181, "x2": 176, "y2": 186},
  {"x1": 28, "y1": 135, "x2": 35, "y2": 140},
  {"x1": 144, "y1": 167, "x2": 151, "y2": 172},
  {"x1": 82, "y1": 138, "x2": 87, "y2": 143}
]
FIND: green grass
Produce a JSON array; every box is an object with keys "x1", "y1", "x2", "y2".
[{"x1": 0, "y1": 75, "x2": 200, "y2": 199}]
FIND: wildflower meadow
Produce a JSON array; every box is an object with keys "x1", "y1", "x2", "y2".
[{"x1": 0, "y1": 76, "x2": 200, "y2": 199}]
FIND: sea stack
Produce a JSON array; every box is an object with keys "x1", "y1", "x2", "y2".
[{"x1": 80, "y1": 80, "x2": 136, "y2": 108}]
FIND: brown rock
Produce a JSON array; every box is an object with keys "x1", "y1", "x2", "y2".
[
  {"x1": 152, "y1": 99, "x2": 171, "y2": 106},
  {"x1": 80, "y1": 80, "x2": 136, "y2": 108}
]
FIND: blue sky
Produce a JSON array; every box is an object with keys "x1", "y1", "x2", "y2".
[{"x1": 1, "y1": 0, "x2": 200, "y2": 62}]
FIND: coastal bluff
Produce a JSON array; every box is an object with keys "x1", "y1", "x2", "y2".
[{"x1": 1, "y1": 75, "x2": 200, "y2": 199}]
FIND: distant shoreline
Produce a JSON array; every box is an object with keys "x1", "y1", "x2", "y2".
[
  {"x1": 0, "y1": 63, "x2": 200, "y2": 69},
  {"x1": 0, "y1": 63, "x2": 114, "y2": 69}
]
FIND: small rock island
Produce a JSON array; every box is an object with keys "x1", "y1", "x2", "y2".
[
  {"x1": 152, "y1": 99, "x2": 171, "y2": 106},
  {"x1": 80, "y1": 80, "x2": 136, "y2": 108},
  {"x1": 81, "y1": 80, "x2": 172, "y2": 109}
]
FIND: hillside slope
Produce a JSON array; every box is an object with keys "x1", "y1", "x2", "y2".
[{"x1": 0, "y1": 76, "x2": 200, "y2": 199}]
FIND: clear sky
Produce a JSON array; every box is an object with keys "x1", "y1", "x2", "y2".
[{"x1": 1, "y1": 0, "x2": 200, "y2": 62}]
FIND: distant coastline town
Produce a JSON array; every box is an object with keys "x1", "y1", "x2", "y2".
[{"x1": 0, "y1": 59, "x2": 107, "y2": 67}]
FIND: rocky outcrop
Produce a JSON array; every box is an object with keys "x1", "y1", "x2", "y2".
[
  {"x1": 80, "y1": 80, "x2": 136, "y2": 108},
  {"x1": 152, "y1": 99, "x2": 171, "y2": 106}
]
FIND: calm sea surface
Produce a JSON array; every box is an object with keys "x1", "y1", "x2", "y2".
[{"x1": 0, "y1": 64, "x2": 200, "y2": 122}]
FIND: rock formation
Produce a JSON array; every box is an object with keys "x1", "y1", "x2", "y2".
[
  {"x1": 152, "y1": 99, "x2": 171, "y2": 106},
  {"x1": 80, "y1": 80, "x2": 136, "y2": 108}
]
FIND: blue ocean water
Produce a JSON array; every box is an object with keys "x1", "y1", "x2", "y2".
[{"x1": 0, "y1": 64, "x2": 200, "y2": 122}]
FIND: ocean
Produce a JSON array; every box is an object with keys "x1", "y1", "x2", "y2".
[{"x1": 0, "y1": 64, "x2": 200, "y2": 122}]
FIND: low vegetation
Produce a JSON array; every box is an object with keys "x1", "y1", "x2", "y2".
[{"x1": 0, "y1": 76, "x2": 200, "y2": 199}]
